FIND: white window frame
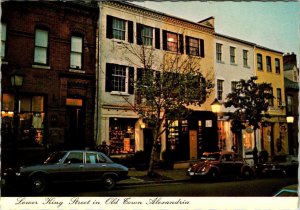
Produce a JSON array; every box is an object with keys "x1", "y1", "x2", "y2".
[
  {"x1": 1, "y1": 22, "x2": 6, "y2": 60},
  {"x1": 166, "y1": 32, "x2": 178, "y2": 52},
  {"x1": 70, "y1": 35, "x2": 83, "y2": 69},
  {"x1": 112, "y1": 17, "x2": 126, "y2": 41},
  {"x1": 34, "y1": 28, "x2": 48, "y2": 65},
  {"x1": 141, "y1": 25, "x2": 153, "y2": 46},
  {"x1": 111, "y1": 65, "x2": 128, "y2": 93},
  {"x1": 217, "y1": 79, "x2": 224, "y2": 101},
  {"x1": 189, "y1": 37, "x2": 200, "y2": 56},
  {"x1": 216, "y1": 43, "x2": 222, "y2": 62},
  {"x1": 230, "y1": 46, "x2": 236, "y2": 64},
  {"x1": 243, "y1": 50, "x2": 248, "y2": 67}
]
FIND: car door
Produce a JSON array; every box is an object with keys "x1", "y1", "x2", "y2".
[
  {"x1": 59, "y1": 151, "x2": 85, "y2": 182},
  {"x1": 84, "y1": 152, "x2": 108, "y2": 182},
  {"x1": 219, "y1": 153, "x2": 235, "y2": 176}
]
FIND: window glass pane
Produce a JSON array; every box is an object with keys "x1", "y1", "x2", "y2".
[
  {"x1": 1, "y1": 23, "x2": 6, "y2": 41},
  {"x1": 167, "y1": 32, "x2": 178, "y2": 52},
  {"x1": 112, "y1": 18, "x2": 125, "y2": 40},
  {"x1": 112, "y1": 65, "x2": 126, "y2": 92},
  {"x1": 35, "y1": 29, "x2": 48, "y2": 47},
  {"x1": 1, "y1": 42, "x2": 5, "y2": 58},
  {"x1": 34, "y1": 47, "x2": 47, "y2": 64},
  {"x1": 189, "y1": 38, "x2": 199, "y2": 56},
  {"x1": 32, "y1": 96, "x2": 44, "y2": 112},
  {"x1": 2, "y1": 94, "x2": 14, "y2": 111},
  {"x1": 70, "y1": 52, "x2": 82, "y2": 68},
  {"x1": 20, "y1": 96, "x2": 31, "y2": 112},
  {"x1": 71, "y1": 36, "x2": 82, "y2": 53},
  {"x1": 64, "y1": 152, "x2": 83, "y2": 164},
  {"x1": 142, "y1": 26, "x2": 153, "y2": 46}
]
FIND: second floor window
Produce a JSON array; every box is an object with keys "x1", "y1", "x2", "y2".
[
  {"x1": 257, "y1": 53, "x2": 263, "y2": 70},
  {"x1": 277, "y1": 88, "x2": 282, "y2": 106},
  {"x1": 163, "y1": 30, "x2": 183, "y2": 53},
  {"x1": 266, "y1": 56, "x2": 272, "y2": 72},
  {"x1": 105, "y1": 63, "x2": 134, "y2": 94},
  {"x1": 230, "y1": 47, "x2": 236, "y2": 64},
  {"x1": 275, "y1": 58, "x2": 280, "y2": 74},
  {"x1": 186, "y1": 36, "x2": 205, "y2": 57},
  {"x1": 70, "y1": 35, "x2": 83, "y2": 69},
  {"x1": 243, "y1": 50, "x2": 248, "y2": 67},
  {"x1": 34, "y1": 28, "x2": 48, "y2": 65},
  {"x1": 217, "y1": 79, "x2": 224, "y2": 101},
  {"x1": 287, "y1": 95, "x2": 293, "y2": 114},
  {"x1": 106, "y1": 15, "x2": 133, "y2": 43},
  {"x1": 137, "y1": 24, "x2": 153, "y2": 46},
  {"x1": 1, "y1": 22, "x2": 6, "y2": 60},
  {"x1": 268, "y1": 88, "x2": 274, "y2": 106},
  {"x1": 216, "y1": 43, "x2": 222, "y2": 62}
]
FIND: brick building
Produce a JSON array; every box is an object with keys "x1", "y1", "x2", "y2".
[{"x1": 1, "y1": 1, "x2": 98, "y2": 166}]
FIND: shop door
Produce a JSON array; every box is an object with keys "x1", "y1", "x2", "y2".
[
  {"x1": 189, "y1": 130, "x2": 197, "y2": 160},
  {"x1": 66, "y1": 106, "x2": 85, "y2": 149}
]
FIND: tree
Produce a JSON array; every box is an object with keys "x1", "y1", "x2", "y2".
[
  {"x1": 121, "y1": 43, "x2": 213, "y2": 175},
  {"x1": 224, "y1": 76, "x2": 274, "y2": 164}
]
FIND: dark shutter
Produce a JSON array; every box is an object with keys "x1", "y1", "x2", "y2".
[
  {"x1": 128, "y1": 67, "x2": 134, "y2": 94},
  {"x1": 186, "y1": 36, "x2": 190, "y2": 55},
  {"x1": 179, "y1": 34, "x2": 184, "y2": 54},
  {"x1": 136, "y1": 23, "x2": 143, "y2": 45},
  {"x1": 106, "y1": 15, "x2": 113, "y2": 39},
  {"x1": 155, "y1": 28, "x2": 160, "y2": 49},
  {"x1": 105, "y1": 63, "x2": 113, "y2": 92},
  {"x1": 128, "y1": 21, "x2": 133, "y2": 43},
  {"x1": 162, "y1": 30, "x2": 167, "y2": 50},
  {"x1": 200, "y1": 39, "x2": 205, "y2": 57}
]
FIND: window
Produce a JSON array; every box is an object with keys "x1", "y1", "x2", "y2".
[
  {"x1": 163, "y1": 30, "x2": 183, "y2": 53},
  {"x1": 1, "y1": 22, "x2": 6, "y2": 60},
  {"x1": 287, "y1": 95, "x2": 293, "y2": 114},
  {"x1": 275, "y1": 58, "x2": 280, "y2": 74},
  {"x1": 231, "y1": 81, "x2": 238, "y2": 92},
  {"x1": 243, "y1": 50, "x2": 248, "y2": 67},
  {"x1": 186, "y1": 36, "x2": 205, "y2": 57},
  {"x1": 266, "y1": 56, "x2": 272, "y2": 72},
  {"x1": 70, "y1": 35, "x2": 83, "y2": 69},
  {"x1": 216, "y1": 43, "x2": 222, "y2": 62},
  {"x1": 277, "y1": 88, "x2": 282, "y2": 106},
  {"x1": 137, "y1": 24, "x2": 153, "y2": 46},
  {"x1": 106, "y1": 16, "x2": 133, "y2": 43},
  {"x1": 230, "y1": 46, "x2": 236, "y2": 64},
  {"x1": 269, "y1": 88, "x2": 274, "y2": 106},
  {"x1": 105, "y1": 63, "x2": 134, "y2": 94},
  {"x1": 257, "y1": 53, "x2": 263, "y2": 70},
  {"x1": 86, "y1": 152, "x2": 106, "y2": 163},
  {"x1": 34, "y1": 28, "x2": 48, "y2": 65},
  {"x1": 217, "y1": 79, "x2": 224, "y2": 101},
  {"x1": 64, "y1": 152, "x2": 83, "y2": 164},
  {"x1": 293, "y1": 70, "x2": 298, "y2": 82}
]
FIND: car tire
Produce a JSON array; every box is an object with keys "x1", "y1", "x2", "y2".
[
  {"x1": 103, "y1": 175, "x2": 116, "y2": 190},
  {"x1": 208, "y1": 169, "x2": 219, "y2": 181},
  {"x1": 30, "y1": 175, "x2": 47, "y2": 194}
]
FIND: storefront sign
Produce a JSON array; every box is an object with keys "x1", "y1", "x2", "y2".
[{"x1": 66, "y1": 98, "x2": 83, "y2": 106}]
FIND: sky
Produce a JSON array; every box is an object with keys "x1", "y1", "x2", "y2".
[{"x1": 132, "y1": 1, "x2": 300, "y2": 65}]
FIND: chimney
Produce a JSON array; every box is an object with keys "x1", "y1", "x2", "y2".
[{"x1": 283, "y1": 52, "x2": 297, "y2": 66}]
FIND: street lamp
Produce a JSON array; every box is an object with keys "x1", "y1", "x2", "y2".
[
  {"x1": 211, "y1": 98, "x2": 222, "y2": 150},
  {"x1": 10, "y1": 68, "x2": 24, "y2": 166},
  {"x1": 286, "y1": 116, "x2": 294, "y2": 123}
]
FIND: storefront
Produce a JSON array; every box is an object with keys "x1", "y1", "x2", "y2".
[{"x1": 1, "y1": 93, "x2": 45, "y2": 147}]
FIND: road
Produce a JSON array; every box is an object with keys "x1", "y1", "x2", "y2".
[{"x1": 3, "y1": 177, "x2": 297, "y2": 197}]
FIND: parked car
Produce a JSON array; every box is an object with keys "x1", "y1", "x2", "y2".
[
  {"x1": 2, "y1": 150, "x2": 129, "y2": 194},
  {"x1": 255, "y1": 155, "x2": 298, "y2": 177},
  {"x1": 187, "y1": 151, "x2": 254, "y2": 180},
  {"x1": 273, "y1": 184, "x2": 298, "y2": 197}
]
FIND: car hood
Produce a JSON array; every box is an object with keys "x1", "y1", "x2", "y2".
[{"x1": 190, "y1": 161, "x2": 209, "y2": 172}]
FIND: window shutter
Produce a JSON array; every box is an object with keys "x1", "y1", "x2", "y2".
[
  {"x1": 128, "y1": 67, "x2": 134, "y2": 94},
  {"x1": 179, "y1": 34, "x2": 184, "y2": 54},
  {"x1": 186, "y1": 36, "x2": 190, "y2": 55},
  {"x1": 155, "y1": 28, "x2": 160, "y2": 49},
  {"x1": 105, "y1": 63, "x2": 113, "y2": 92},
  {"x1": 136, "y1": 23, "x2": 143, "y2": 45},
  {"x1": 128, "y1": 21, "x2": 134, "y2": 43},
  {"x1": 106, "y1": 15, "x2": 113, "y2": 39},
  {"x1": 200, "y1": 39, "x2": 205, "y2": 57},
  {"x1": 162, "y1": 30, "x2": 167, "y2": 50}
]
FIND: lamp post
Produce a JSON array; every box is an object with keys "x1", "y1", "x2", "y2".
[
  {"x1": 211, "y1": 98, "x2": 222, "y2": 150},
  {"x1": 10, "y1": 68, "x2": 24, "y2": 166},
  {"x1": 286, "y1": 116, "x2": 294, "y2": 155}
]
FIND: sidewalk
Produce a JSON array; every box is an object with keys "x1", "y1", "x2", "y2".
[{"x1": 119, "y1": 166, "x2": 191, "y2": 185}]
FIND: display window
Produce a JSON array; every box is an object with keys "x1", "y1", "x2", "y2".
[
  {"x1": 1, "y1": 93, "x2": 45, "y2": 147},
  {"x1": 109, "y1": 118, "x2": 136, "y2": 154}
]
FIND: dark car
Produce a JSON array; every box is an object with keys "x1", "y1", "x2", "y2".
[
  {"x1": 273, "y1": 184, "x2": 298, "y2": 197},
  {"x1": 187, "y1": 151, "x2": 254, "y2": 180},
  {"x1": 2, "y1": 150, "x2": 129, "y2": 194},
  {"x1": 255, "y1": 155, "x2": 298, "y2": 177}
]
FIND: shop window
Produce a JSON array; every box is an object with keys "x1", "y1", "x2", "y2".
[
  {"x1": 109, "y1": 118, "x2": 136, "y2": 154},
  {"x1": 168, "y1": 120, "x2": 179, "y2": 150}
]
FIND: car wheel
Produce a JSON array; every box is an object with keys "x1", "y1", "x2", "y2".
[
  {"x1": 30, "y1": 175, "x2": 47, "y2": 194},
  {"x1": 242, "y1": 168, "x2": 253, "y2": 179},
  {"x1": 209, "y1": 169, "x2": 219, "y2": 181},
  {"x1": 103, "y1": 176, "x2": 116, "y2": 190}
]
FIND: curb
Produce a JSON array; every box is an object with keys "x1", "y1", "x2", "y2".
[{"x1": 118, "y1": 177, "x2": 190, "y2": 186}]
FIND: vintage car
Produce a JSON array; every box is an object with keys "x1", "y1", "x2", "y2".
[
  {"x1": 255, "y1": 155, "x2": 298, "y2": 177},
  {"x1": 187, "y1": 151, "x2": 254, "y2": 180},
  {"x1": 2, "y1": 150, "x2": 129, "y2": 194}
]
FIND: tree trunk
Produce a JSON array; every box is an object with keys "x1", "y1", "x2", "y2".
[
  {"x1": 253, "y1": 128, "x2": 258, "y2": 164},
  {"x1": 147, "y1": 128, "x2": 158, "y2": 176}
]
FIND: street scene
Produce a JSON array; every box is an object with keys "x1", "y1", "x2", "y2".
[{"x1": 1, "y1": 1, "x2": 299, "y2": 209}]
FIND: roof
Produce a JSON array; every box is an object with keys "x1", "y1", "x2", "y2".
[
  {"x1": 284, "y1": 63, "x2": 297, "y2": 71},
  {"x1": 256, "y1": 45, "x2": 283, "y2": 55},
  {"x1": 215, "y1": 33, "x2": 256, "y2": 46},
  {"x1": 284, "y1": 77, "x2": 299, "y2": 90}
]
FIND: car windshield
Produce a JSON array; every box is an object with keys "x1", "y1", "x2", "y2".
[
  {"x1": 44, "y1": 151, "x2": 67, "y2": 164},
  {"x1": 201, "y1": 153, "x2": 221, "y2": 161}
]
